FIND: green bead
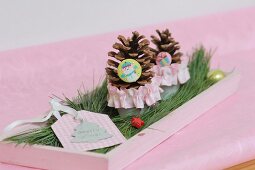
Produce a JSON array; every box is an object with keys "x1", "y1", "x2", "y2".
[{"x1": 207, "y1": 69, "x2": 225, "y2": 82}]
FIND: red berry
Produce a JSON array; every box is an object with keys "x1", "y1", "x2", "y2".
[{"x1": 131, "y1": 117, "x2": 145, "y2": 129}]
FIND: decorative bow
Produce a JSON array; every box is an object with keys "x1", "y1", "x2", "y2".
[{"x1": 3, "y1": 98, "x2": 80, "y2": 133}]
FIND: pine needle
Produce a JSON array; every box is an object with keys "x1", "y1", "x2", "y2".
[{"x1": 4, "y1": 46, "x2": 215, "y2": 154}]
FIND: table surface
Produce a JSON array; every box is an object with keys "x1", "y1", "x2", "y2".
[
  {"x1": 0, "y1": 6, "x2": 255, "y2": 170},
  {"x1": 227, "y1": 160, "x2": 255, "y2": 170}
]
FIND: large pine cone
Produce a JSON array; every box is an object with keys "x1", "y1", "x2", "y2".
[{"x1": 106, "y1": 31, "x2": 155, "y2": 89}]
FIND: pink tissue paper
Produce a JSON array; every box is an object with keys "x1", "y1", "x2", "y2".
[{"x1": 0, "y1": 7, "x2": 255, "y2": 170}]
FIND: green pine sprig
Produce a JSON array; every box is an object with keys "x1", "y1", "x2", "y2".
[{"x1": 4, "y1": 46, "x2": 215, "y2": 154}]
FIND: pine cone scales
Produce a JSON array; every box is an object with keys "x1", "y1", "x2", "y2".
[
  {"x1": 151, "y1": 29, "x2": 182, "y2": 63},
  {"x1": 106, "y1": 31, "x2": 155, "y2": 89}
]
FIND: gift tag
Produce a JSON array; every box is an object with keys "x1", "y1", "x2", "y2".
[
  {"x1": 52, "y1": 111, "x2": 126, "y2": 151},
  {"x1": 117, "y1": 59, "x2": 142, "y2": 83}
]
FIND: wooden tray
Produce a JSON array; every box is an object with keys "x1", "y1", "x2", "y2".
[{"x1": 0, "y1": 71, "x2": 241, "y2": 170}]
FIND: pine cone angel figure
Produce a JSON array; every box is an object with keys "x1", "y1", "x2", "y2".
[
  {"x1": 150, "y1": 29, "x2": 190, "y2": 100},
  {"x1": 106, "y1": 31, "x2": 162, "y2": 115}
]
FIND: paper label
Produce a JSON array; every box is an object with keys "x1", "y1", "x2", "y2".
[
  {"x1": 117, "y1": 59, "x2": 142, "y2": 83},
  {"x1": 156, "y1": 52, "x2": 172, "y2": 67},
  {"x1": 52, "y1": 111, "x2": 126, "y2": 151},
  {"x1": 71, "y1": 122, "x2": 112, "y2": 143}
]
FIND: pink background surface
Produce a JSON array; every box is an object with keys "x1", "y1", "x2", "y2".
[{"x1": 0, "y1": 7, "x2": 255, "y2": 170}]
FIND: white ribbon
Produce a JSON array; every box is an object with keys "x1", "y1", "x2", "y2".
[{"x1": 4, "y1": 98, "x2": 80, "y2": 133}]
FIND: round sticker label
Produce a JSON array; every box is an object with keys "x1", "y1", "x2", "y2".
[
  {"x1": 117, "y1": 59, "x2": 142, "y2": 83},
  {"x1": 156, "y1": 52, "x2": 172, "y2": 67}
]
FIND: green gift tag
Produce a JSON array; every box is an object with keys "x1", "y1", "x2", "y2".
[{"x1": 71, "y1": 121, "x2": 112, "y2": 143}]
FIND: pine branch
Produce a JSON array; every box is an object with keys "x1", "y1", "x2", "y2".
[{"x1": 4, "y1": 46, "x2": 215, "y2": 154}]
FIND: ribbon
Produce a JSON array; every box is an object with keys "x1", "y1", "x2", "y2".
[{"x1": 3, "y1": 98, "x2": 80, "y2": 133}]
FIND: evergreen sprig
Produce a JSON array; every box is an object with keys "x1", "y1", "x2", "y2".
[{"x1": 5, "y1": 47, "x2": 215, "y2": 154}]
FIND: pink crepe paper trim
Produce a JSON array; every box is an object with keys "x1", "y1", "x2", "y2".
[
  {"x1": 107, "y1": 82, "x2": 163, "y2": 109},
  {"x1": 107, "y1": 56, "x2": 189, "y2": 109},
  {"x1": 153, "y1": 56, "x2": 190, "y2": 86}
]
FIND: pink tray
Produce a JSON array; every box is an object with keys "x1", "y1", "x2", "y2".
[{"x1": 0, "y1": 71, "x2": 240, "y2": 170}]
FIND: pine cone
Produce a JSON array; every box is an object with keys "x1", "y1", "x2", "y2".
[
  {"x1": 106, "y1": 31, "x2": 155, "y2": 89},
  {"x1": 151, "y1": 29, "x2": 182, "y2": 63}
]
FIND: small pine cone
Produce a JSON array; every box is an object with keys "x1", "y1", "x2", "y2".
[{"x1": 151, "y1": 29, "x2": 182, "y2": 63}]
